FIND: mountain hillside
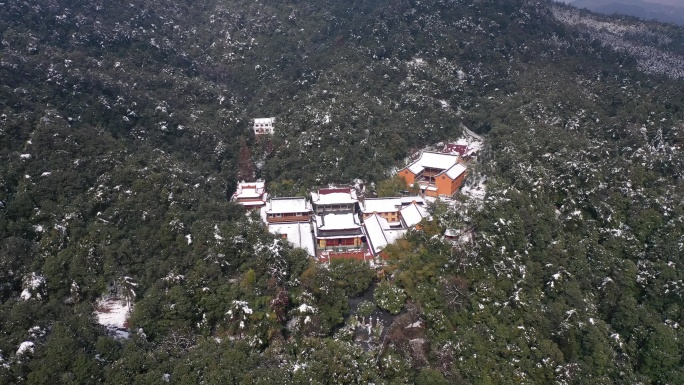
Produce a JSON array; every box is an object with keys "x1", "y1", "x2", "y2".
[
  {"x1": 571, "y1": 0, "x2": 684, "y2": 25},
  {"x1": 1, "y1": 0, "x2": 684, "y2": 383}
]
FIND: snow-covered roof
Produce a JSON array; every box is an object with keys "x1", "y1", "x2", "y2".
[
  {"x1": 445, "y1": 163, "x2": 467, "y2": 179},
  {"x1": 361, "y1": 198, "x2": 402, "y2": 213},
  {"x1": 254, "y1": 117, "x2": 275, "y2": 125},
  {"x1": 401, "y1": 203, "x2": 429, "y2": 228},
  {"x1": 406, "y1": 151, "x2": 459, "y2": 175},
  {"x1": 267, "y1": 197, "x2": 312, "y2": 214},
  {"x1": 364, "y1": 214, "x2": 390, "y2": 253},
  {"x1": 238, "y1": 200, "x2": 267, "y2": 206},
  {"x1": 364, "y1": 214, "x2": 407, "y2": 255},
  {"x1": 400, "y1": 196, "x2": 425, "y2": 206},
  {"x1": 315, "y1": 212, "x2": 361, "y2": 230},
  {"x1": 408, "y1": 163, "x2": 423, "y2": 174},
  {"x1": 385, "y1": 229, "x2": 407, "y2": 244},
  {"x1": 311, "y1": 188, "x2": 357, "y2": 205},
  {"x1": 233, "y1": 181, "x2": 266, "y2": 199},
  {"x1": 314, "y1": 234, "x2": 361, "y2": 239},
  {"x1": 268, "y1": 222, "x2": 315, "y2": 256}
]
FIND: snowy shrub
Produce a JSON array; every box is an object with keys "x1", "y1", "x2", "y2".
[
  {"x1": 356, "y1": 300, "x2": 376, "y2": 318},
  {"x1": 374, "y1": 280, "x2": 407, "y2": 314}
]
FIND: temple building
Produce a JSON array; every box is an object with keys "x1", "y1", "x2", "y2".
[
  {"x1": 397, "y1": 151, "x2": 467, "y2": 197},
  {"x1": 263, "y1": 197, "x2": 315, "y2": 256},
  {"x1": 231, "y1": 181, "x2": 267, "y2": 209},
  {"x1": 310, "y1": 187, "x2": 366, "y2": 259},
  {"x1": 265, "y1": 197, "x2": 313, "y2": 224}
]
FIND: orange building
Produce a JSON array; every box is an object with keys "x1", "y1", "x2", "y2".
[
  {"x1": 398, "y1": 151, "x2": 467, "y2": 197},
  {"x1": 360, "y1": 198, "x2": 402, "y2": 223}
]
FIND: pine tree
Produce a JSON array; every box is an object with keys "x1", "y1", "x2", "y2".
[{"x1": 236, "y1": 140, "x2": 256, "y2": 182}]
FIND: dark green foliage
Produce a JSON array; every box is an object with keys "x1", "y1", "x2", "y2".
[
  {"x1": 1, "y1": 0, "x2": 684, "y2": 383},
  {"x1": 375, "y1": 175, "x2": 408, "y2": 197},
  {"x1": 328, "y1": 259, "x2": 376, "y2": 297},
  {"x1": 415, "y1": 368, "x2": 449, "y2": 385},
  {"x1": 356, "y1": 301, "x2": 377, "y2": 318},
  {"x1": 374, "y1": 280, "x2": 407, "y2": 315}
]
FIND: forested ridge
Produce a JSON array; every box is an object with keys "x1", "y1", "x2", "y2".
[{"x1": 1, "y1": 0, "x2": 684, "y2": 383}]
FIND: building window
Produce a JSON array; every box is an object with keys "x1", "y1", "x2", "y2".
[{"x1": 324, "y1": 238, "x2": 356, "y2": 247}]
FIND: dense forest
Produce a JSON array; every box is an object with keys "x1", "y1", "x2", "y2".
[{"x1": 1, "y1": 0, "x2": 684, "y2": 383}]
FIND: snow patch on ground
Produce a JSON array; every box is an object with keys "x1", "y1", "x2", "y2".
[
  {"x1": 16, "y1": 341, "x2": 34, "y2": 356},
  {"x1": 460, "y1": 178, "x2": 487, "y2": 202},
  {"x1": 95, "y1": 297, "x2": 132, "y2": 339}
]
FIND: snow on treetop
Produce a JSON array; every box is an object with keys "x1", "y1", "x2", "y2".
[
  {"x1": 16, "y1": 341, "x2": 34, "y2": 356},
  {"x1": 20, "y1": 273, "x2": 46, "y2": 301},
  {"x1": 231, "y1": 300, "x2": 253, "y2": 316},
  {"x1": 298, "y1": 304, "x2": 316, "y2": 314}
]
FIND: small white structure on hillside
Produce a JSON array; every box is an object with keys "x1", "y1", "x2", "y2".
[
  {"x1": 253, "y1": 117, "x2": 275, "y2": 135},
  {"x1": 232, "y1": 181, "x2": 268, "y2": 209}
]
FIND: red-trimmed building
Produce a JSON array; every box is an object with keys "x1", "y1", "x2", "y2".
[
  {"x1": 264, "y1": 197, "x2": 316, "y2": 257},
  {"x1": 310, "y1": 187, "x2": 367, "y2": 258},
  {"x1": 310, "y1": 187, "x2": 358, "y2": 215},
  {"x1": 265, "y1": 197, "x2": 313, "y2": 223},
  {"x1": 231, "y1": 181, "x2": 267, "y2": 209},
  {"x1": 443, "y1": 138, "x2": 479, "y2": 160}
]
